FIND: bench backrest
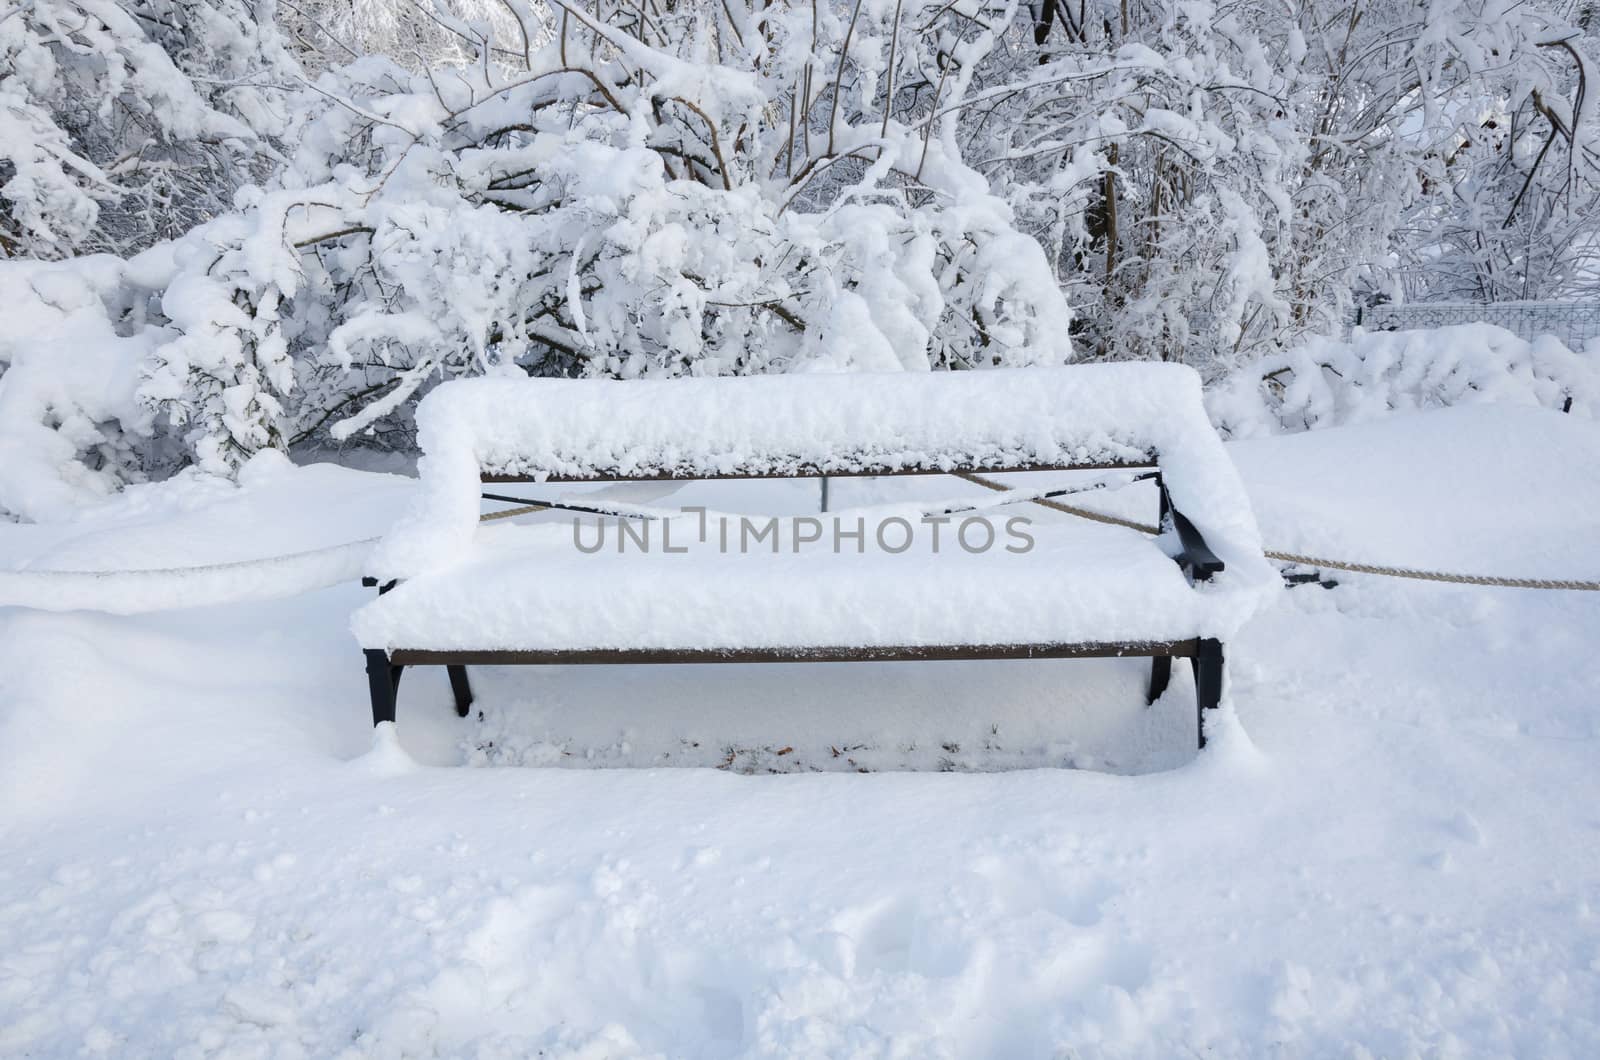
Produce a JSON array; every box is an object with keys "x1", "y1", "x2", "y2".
[
  {"x1": 461, "y1": 369, "x2": 1159, "y2": 483},
  {"x1": 369, "y1": 364, "x2": 1272, "y2": 587}
]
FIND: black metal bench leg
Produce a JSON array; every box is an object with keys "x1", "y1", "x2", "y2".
[
  {"x1": 365, "y1": 649, "x2": 397, "y2": 727},
  {"x1": 1191, "y1": 638, "x2": 1224, "y2": 749},
  {"x1": 1147, "y1": 655, "x2": 1172, "y2": 705},
  {"x1": 447, "y1": 665, "x2": 474, "y2": 718}
]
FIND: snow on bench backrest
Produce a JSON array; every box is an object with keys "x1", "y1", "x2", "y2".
[
  {"x1": 468, "y1": 371, "x2": 1155, "y2": 480},
  {"x1": 369, "y1": 364, "x2": 1272, "y2": 588}
]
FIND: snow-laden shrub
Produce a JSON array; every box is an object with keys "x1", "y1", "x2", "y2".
[
  {"x1": 8, "y1": 0, "x2": 1600, "y2": 521},
  {"x1": 0, "y1": 255, "x2": 174, "y2": 519},
  {"x1": 0, "y1": 0, "x2": 296, "y2": 259},
  {"x1": 145, "y1": 0, "x2": 1076, "y2": 460},
  {"x1": 278, "y1": 0, "x2": 537, "y2": 74},
  {"x1": 1208, "y1": 324, "x2": 1600, "y2": 437},
  {"x1": 980, "y1": 0, "x2": 1600, "y2": 362},
  {"x1": 140, "y1": 219, "x2": 297, "y2": 474},
  {"x1": 0, "y1": 0, "x2": 1077, "y2": 517}
]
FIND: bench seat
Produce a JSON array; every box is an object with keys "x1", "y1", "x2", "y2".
[{"x1": 353, "y1": 511, "x2": 1262, "y2": 656}]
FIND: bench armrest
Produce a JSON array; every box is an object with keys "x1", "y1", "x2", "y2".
[{"x1": 1170, "y1": 509, "x2": 1225, "y2": 582}]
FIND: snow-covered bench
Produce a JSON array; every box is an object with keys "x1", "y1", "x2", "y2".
[{"x1": 354, "y1": 365, "x2": 1277, "y2": 749}]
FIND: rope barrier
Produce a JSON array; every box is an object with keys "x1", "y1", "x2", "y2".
[
  {"x1": 953, "y1": 471, "x2": 1163, "y2": 534},
  {"x1": 1255, "y1": 552, "x2": 1600, "y2": 591},
  {"x1": 0, "y1": 501, "x2": 551, "y2": 613},
  {"x1": 953, "y1": 471, "x2": 1600, "y2": 592},
  {"x1": 4, "y1": 475, "x2": 1597, "y2": 614},
  {"x1": 0, "y1": 537, "x2": 379, "y2": 614}
]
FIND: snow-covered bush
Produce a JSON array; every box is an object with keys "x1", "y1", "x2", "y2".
[
  {"x1": 1, "y1": 0, "x2": 1080, "y2": 516},
  {"x1": 0, "y1": 254, "x2": 172, "y2": 518},
  {"x1": 1208, "y1": 324, "x2": 1600, "y2": 437},
  {"x1": 278, "y1": 0, "x2": 538, "y2": 74},
  {"x1": 156, "y1": 0, "x2": 1078, "y2": 458},
  {"x1": 140, "y1": 212, "x2": 298, "y2": 475},
  {"x1": 6, "y1": 0, "x2": 1600, "y2": 522},
  {"x1": 979, "y1": 0, "x2": 1600, "y2": 363},
  {"x1": 0, "y1": 0, "x2": 297, "y2": 258}
]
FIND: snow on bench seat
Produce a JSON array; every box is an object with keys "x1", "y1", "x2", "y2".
[{"x1": 352, "y1": 511, "x2": 1268, "y2": 654}]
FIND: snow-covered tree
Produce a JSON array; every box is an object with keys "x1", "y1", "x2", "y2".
[
  {"x1": 277, "y1": 0, "x2": 541, "y2": 73},
  {"x1": 0, "y1": 0, "x2": 296, "y2": 259},
  {"x1": 970, "y1": 0, "x2": 1600, "y2": 366},
  {"x1": 5, "y1": 0, "x2": 1600, "y2": 520},
  {"x1": 178, "y1": 0, "x2": 1077, "y2": 455}
]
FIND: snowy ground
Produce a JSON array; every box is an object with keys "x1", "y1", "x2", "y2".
[{"x1": 2, "y1": 405, "x2": 1599, "y2": 1056}]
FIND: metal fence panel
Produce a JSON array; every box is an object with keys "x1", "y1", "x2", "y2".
[{"x1": 1355, "y1": 302, "x2": 1600, "y2": 348}]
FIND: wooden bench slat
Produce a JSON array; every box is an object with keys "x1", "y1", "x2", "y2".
[
  {"x1": 480, "y1": 460, "x2": 1156, "y2": 484},
  {"x1": 390, "y1": 640, "x2": 1200, "y2": 666}
]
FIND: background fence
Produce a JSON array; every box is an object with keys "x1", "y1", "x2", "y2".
[{"x1": 1354, "y1": 302, "x2": 1600, "y2": 348}]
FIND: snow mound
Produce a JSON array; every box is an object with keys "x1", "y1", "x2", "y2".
[
  {"x1": 1210, "y1": 323, "x2": 1599, "y2": 437},
  {"x1": 1231, "y1": 403, "x2": 1600, "y2": 580},
  {"x1": 0, "y1": 452, "x2": 416, "y2": 613}
]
